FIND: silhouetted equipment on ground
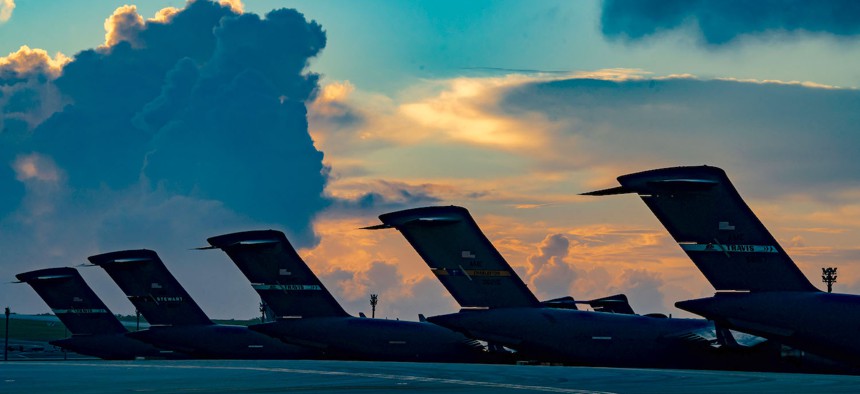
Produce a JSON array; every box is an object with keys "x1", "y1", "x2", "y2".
[{"x1": 822, "y1": 267, "x2": 837, "y2": 293}]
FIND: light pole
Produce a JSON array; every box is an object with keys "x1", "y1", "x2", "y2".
[
  {"x1": 4, "y1": 307, "x2": 10, "y2": 361},
  {"x1": 822, "y1": 267, "x2": 837, "y2": 293},
  {"x1": 370, "y1": 294, "x2": 378, "y2": 319}
]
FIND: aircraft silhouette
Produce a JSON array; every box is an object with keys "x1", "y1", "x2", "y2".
[
  {"x1": 205, "y1": 230, "x2": 490, "y2": 362},
  {"x1": 88, "y1": 250, "x2": 318, "y2": 359},
  {"x1": 585, "y1": 165, "x2": 860, "y2": 367},
  {"x1": 368, "y1": 206, "x2": 822, "y2": 371},
  {"x1": 16, "y1": 267, "x2": 187, "y2": 359}
]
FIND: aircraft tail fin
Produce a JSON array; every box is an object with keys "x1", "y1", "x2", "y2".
[
  {"x1": 581, "y1": 294, "x2": 635, "y2": 315},
  {"x1": 585, "y1": 166, "x2": 817, "y2": 292},
  {"x1": 207, "y1": 230, "x2": 349, "y2": 318},
  {"x1": 376, "y1": 206, "x2": 540, "y2": 308},
  {"x1": 15, "y1": 267, "x2": 128, "y2": 335},
  {"x1": 88, "y1": 250, "x2": 213, "y2": 326}
]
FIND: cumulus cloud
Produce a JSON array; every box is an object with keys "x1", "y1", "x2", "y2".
[
  {"x1": 606, "y1": 269, "x2": 666, "y2": 314},
  {"x1": 601, "y1": 0, "x2": 860, "y2": 46},
  {"x1": 103, "y1": 5, "x2": 146, "y2": 48},
  {"x1": 0, "y1": 0, "x2": 14, "y2": 24},
  {"x1": 2, "y1": 1, "x2": 332, "y2": 317},
  {"x1": 0, "y1": 46, "x2": 70, "y2": 133},
  {"x1": 219, "y1": 0, "x2": 244, "y2": 15},
  {"x1": 522, "y1": 232, "x2": 672, "y2": 313},
  {"x1": 528, "y1": 234, "x2": 579, "y2": 299}
]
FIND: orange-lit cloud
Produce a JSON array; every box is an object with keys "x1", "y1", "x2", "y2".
[
  {"x1": 0, "y1": 0, "x2": 14, "y2": 24},
  {"x1": 13, "y1": 153, "x2": 61, "y2": 182},
  {"x1": 0, "y1": 45, "x2": 69, "y2": 78},
  {"x1": 0, "y1": 46, "x2": 70, "y2": 130},
  {"x1": 297, "y1": 214, "x2": 458, "y2": 319},
  {"x1": 104, "y1": 5, "x2": 145, "y2": 48},
  {"x1": 307, "y1": 70, "x2": 860, "y2": 318},
  {"x1": 149, "y1": 7, "x2": 181, "y2": 23},
  {"x1": 219, "y1": 0, "x2": 244, "y2": 14}
]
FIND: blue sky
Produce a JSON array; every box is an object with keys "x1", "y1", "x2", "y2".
[{"x1": 3, "y1": 0, "x2": 860, "y2": 320}]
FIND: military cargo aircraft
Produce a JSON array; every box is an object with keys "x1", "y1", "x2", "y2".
[
  {"x1": 205, "y1": 230, "x2": 490, "y2": 362},
  {"x1": 15, "y1": 267, "x2": 187, "y2": 360},
  {"x1": 372, "y1": 205, "x2": 846, "y2": 372},
  {"x1": 88, "y1": 250, "x2": 318, "y2": 359},
  {"x1": 584, "y1": 165, "x2": 860, "y2": 366}
]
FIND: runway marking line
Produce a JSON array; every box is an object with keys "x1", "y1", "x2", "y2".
[{"x1": 26, "y1": 362, "x2": 618, "y2": 394}]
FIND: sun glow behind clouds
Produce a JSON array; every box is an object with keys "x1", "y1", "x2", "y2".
[
  {"x1": 307, "y1": 68, "x2": 860, "y2": 314},
  {"x1": 398, "y1": 76, "x2": 551, "y2": 149},
  {"x1": 13, "y1": 153, "x2": 60, "y2": 182}
]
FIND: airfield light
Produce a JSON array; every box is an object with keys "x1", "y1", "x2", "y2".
[
  {"x1": 822, "y1": 267, "x2": 837, "y2": 293},
  {"x1": 370, "y1": 294, "x2": 378, "y2": 319}
]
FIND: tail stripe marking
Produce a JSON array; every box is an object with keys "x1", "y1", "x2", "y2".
[
  {"x1": 252, "y1": 284, "x2": 322, "y2": 291},
  {"x1": 52, "y1": 308, "x2": 109, "y2": 314},
  {"x1": 680, "y1": 244, "x2": 777, "y2": 253},
  {"x1": 432, "y1": 268, "x2": 512, "y2": 277}
]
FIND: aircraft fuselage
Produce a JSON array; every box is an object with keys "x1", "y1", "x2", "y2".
[
  {"x1": 427, "y1": 307, "x2": 791, "y2": 370},
  {"x1": 50, "y1": 334, "x2": 188, "y2": 360},
  {"x1": 125, "y1": 324, "x2": 318, "y2": 359},
  {"x1": 677, "y1": 291, "x2": 860, "y2": 366},
  {"x1": 249, "y1": 316, "x2": 488, "y2": 362}
]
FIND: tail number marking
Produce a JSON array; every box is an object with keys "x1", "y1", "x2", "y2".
[{"x1": 680, "y1": 244, "x2": 777, "y2": 253}]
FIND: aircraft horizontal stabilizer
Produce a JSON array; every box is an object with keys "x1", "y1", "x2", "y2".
[
  {"x1": 579, "y1": 186, "x2": 634, "y2": 196},
  {"x1": 359, "y1": 223, "x2": 391, "y2": 230}
]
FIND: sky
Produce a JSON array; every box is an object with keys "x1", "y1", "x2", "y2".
[{"x1": 2, "y1": 0, "x2": 860, "y2": 321}]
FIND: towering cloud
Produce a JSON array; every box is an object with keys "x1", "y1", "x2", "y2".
[
  {"x1": 0, "y1": 0, "x2": 329, "y2": 316},
  {"x1": 601, "y1": 0, "x2": 860, "y2": 46}
]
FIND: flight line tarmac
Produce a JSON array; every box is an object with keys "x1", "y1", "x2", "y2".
[{"x1": 3, "y1": 360, "x2": 859, "y2": 394}]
